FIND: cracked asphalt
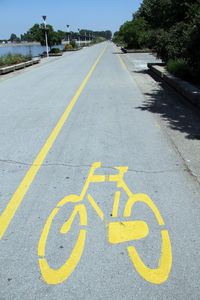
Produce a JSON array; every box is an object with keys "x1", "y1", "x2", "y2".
[{"x1": 0, "y1": 42, "x2": 200, "y2": 299}]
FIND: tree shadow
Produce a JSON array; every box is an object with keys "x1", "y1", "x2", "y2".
[{"x1": 135, "y1": 71, "x2": 200, "y2": 140}]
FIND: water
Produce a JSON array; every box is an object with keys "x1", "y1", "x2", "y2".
[{"x1": 0, "y1": 44, "x2": 65, "y2": 57}]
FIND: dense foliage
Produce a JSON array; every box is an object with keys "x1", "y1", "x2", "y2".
[
  {"x1": 21, "y1": 24, "x2": 63, "y2": 48},
  {"x1": 80, "y1": 30, "x2": 112, "y2": 40},
  {"x1": 113, "y1": 0, "x2": 200, "y2": 77},
  {"x1": 9, "y1": 33, "x2": 21, "y2": 43},
  {"x1": 49, "y1": 48, "x2": 61, "y2": 54}
]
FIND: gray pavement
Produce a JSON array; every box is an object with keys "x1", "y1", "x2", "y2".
[
  {"x1": 121, "y1": 49, "x2": 200, "y2": 185},
  {"x1": 0, "y1": 42, "x2": 200, "y2": 299},
  {"x1": 148, "y1": 64, "x2": 200, "y2": 108}
]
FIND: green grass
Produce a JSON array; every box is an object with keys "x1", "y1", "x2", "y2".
[
  {"x1": 0, "y1": 53, "x2": 32, "y2": 68},
  {"x1": 166, "y1": 59, "x2": 194, "y2": 82}
]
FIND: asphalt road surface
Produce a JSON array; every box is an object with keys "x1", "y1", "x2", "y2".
[{"x1": 0, "y1": 42, "x2": 200, "y2": 299}]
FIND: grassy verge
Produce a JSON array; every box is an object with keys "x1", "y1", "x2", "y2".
[
  {"x1": 0, "y1": 53, "x2": 32, "y2": 68},
  {"x1": 166, "y1": 59, "x2": 197, "y2": 85}
]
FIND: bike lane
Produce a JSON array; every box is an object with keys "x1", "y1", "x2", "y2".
[
  {"x1": 0, "y1": 42, "x2": 106, "y2": 235},
  {"x1": 1, "y1": 42, "x2": 200, "y2": 299}
]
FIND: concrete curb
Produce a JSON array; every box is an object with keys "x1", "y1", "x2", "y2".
[
  {"x1": 148, "y1": 63, "x2": 200, "y2": 109},
  {"x1": 62, "y1": 47, "x2": 83, "y2": 52},
  {"x1": 49, "y1": 53, "x2": 63, "y2": 57},
  {"x1": 0, "y1": 58, "x2": 40, "y2": 75}
]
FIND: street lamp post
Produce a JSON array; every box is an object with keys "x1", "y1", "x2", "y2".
[
  {"x1": 42, "y1": 15, "x2": 49, "y2": 57},
  {"x1": 78, "y1": 28, "x2": 80, "y2": 47},
  {"x1": 66, "y1": 25, "x2": 70, "y2": 44}
]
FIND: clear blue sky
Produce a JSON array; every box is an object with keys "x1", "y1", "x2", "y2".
[{"x1": 0, "y1": 0, "x2": 142, "y2": 39}]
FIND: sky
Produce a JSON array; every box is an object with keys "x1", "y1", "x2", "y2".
[{"x1": 0, "y1": 0, "x2": 142, "y2": 39}]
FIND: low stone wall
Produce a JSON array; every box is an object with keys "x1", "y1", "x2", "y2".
[
  {"x1": 148, "y1": 63, "x2": 200, "y2": 109},
  {"x1": 0, "y1": 58, "x2": 40, "y2": 75}
]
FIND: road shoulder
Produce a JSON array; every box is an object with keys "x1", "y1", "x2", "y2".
[{"x1": 119, "y1": 50, "x2": 200, "y2": 185}]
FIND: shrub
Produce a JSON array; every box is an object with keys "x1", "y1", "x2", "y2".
[
  {"x1": 167, "y1": 59, "x2": 194, "y2": 82},
  {"x1": 49, "y1": 48, "x2": 61, "y2": 54},
  {"x1": 64, "y1": 44, "x2": 73, "y2": 50},
  {"x1": 70, "y1": 40, "x2": 78, "y2": 49},
  {"x1": 0, "y1": 57, "x2": 4, "y2": 67},
  {"x1": 41, "y1": 51, "x2": 47, "y2": 57},
  {"x1": 0, "y1": 53, "x2": 32, "y2": 67}
]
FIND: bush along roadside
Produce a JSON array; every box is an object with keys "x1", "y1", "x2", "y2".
[
  {"x1": 63, "y1": 40, "x2": 79, "y2": 51},
  {"x1": 49, "y1": 48, "x2": 61, "y2": 54},
  {"x1": 166, "y1": 59, "x2": 196, "y2": 84},
  {"x1": 0, "y1": 53, "x2": 32, "y2": 68},
  {"x1": 48, "y1": 48, "x2": 62, "y2": 56},
  {"x1": 113, "y1": 0, "x2": 200, "y2": 84}
]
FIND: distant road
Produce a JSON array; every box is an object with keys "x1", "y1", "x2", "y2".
[{"x1": 0, "y1": 41, "x2": 200, "y2": 299}]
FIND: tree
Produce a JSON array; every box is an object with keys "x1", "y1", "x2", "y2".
[
  {"x1": 80, "y1": 29, "x2": 112, "y2": 40},
  {"x1": 104, "y1": 30, "x2": 112, "y2": 39},
  {"x1": 112, "y1": 31, "x2": 123, "y2": 45},
  {"x1": 57, "y1": 30, "x2": 66, "y2": 41},
  {"x1": 113, "y1": 0, "x2": 200, "y2": 79},
  {"x1": 114, "y1": 18, "x2": 148, "y2": 49},
  {"x1": 9, "y1": 33, "x2": 19, "y2": 42},
  {"x1": 23, "y1": 24, "x2": 42, "y2": 42},
  {"x1": 22, "y1": 24, "x2": 62, "y2": 48}
]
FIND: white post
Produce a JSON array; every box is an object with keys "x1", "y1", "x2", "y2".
[{"x1": 42, "y1": 16, "x2": 49, "y2": 57}]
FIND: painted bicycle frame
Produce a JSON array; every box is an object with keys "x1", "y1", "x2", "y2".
[{"x1": 38, "y1": 162, "x2": 172, "y2": 285}]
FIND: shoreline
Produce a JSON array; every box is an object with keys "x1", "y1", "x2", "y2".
[
  {"x1": 0, "y1": 41, "x2": 89, "y2": 48},
  {"x1": 0, "y1": 42, "x2": 41, "y2": 47}
]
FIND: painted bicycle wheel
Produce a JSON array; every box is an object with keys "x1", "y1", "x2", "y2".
[
  {"x1": 38, "y1": 195, "x2": 87, "y2": 285},
  {"x1": 123, "y1": 193, "x2": 172, "y2": 284}
]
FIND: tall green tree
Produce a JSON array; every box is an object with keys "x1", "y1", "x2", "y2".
[
  {"x1": 9, "y1": 33, "x2": 20, "y2": 42},
  {"x1": 23, "y1": 24, "x2": 62, "y2": 48},
  {"x1": 119, "y1": 18, "x2": 147, "y2": 49},
  {"x1": 114, "y1": 0, "x2": 200, "y2": 74}
]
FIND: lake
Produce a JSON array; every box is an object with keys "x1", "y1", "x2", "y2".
[{"x1": 0, "y1": 44, "x2": 65, "y2": 57}]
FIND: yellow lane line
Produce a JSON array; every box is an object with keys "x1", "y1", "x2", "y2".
[
  {"x1": 118, "y1": 54, "x2": 127, "y2": 70},
  {"x1": 0, "y1": 46, "x2": 107, "y2": 239}
]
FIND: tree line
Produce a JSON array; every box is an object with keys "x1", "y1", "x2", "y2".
[
  {"x1": 113, "y1": 0, "x2": 200, "y2": 78},
  {"x1": 6, "y1": 25, "x2": 112, "y2": 48}
]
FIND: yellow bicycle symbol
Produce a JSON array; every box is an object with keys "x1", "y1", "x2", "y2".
[{"x1": 38, "y1": 162, "x2": 172, "y2": 285}]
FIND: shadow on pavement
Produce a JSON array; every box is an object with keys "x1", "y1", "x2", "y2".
[{"x1": 135, "y1": 70, "x2": 200, "y2": 140}]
